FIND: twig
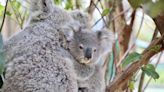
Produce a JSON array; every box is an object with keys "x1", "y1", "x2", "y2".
[
  {"x1": 106, "y1": 34, "x2": 164, "y2": 92},
  {"x1": 92, "y1": 1, "x2": 108, "y2": 27},
  {"x1": 87, "y1": 0, "x2": 98, "y2": 15},
  {"x1": 116, "y1": 44, "x2": 135, "y2": 67},
  {"x1": 0, "y1": 0, "x2": 9, "y2": 32},
  {"x1": 138, "y1": 13, "x2": 156, "y2": 92},
  {"x1": 116, "y1": 10, "x2": 136, "y2": 67},
  {"x1": 99, "y1": 0, "x2": 104, "y2": 10},
  {"x1": 92, "y1": 18, "x2": 102, "y2": 28},
  {"x1": 100, "y1": 8, "x2": 130, "y2": 29},
  {"x1": 110, "y1": 8, "x2": 130, "y2": 23}
]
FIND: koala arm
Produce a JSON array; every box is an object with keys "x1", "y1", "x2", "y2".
[{"x1": 78, "y1": 65, "x2": 105, "y2": 92}]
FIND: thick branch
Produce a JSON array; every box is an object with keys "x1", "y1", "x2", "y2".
[
  {"x1": 106, "y1": 34, "x2": 164, "y2": 92},
  {"x1": 154, "y1": 15, "x2": 164, "y2": 35}
]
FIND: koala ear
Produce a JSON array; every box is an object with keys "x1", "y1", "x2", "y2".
[
  {"x1": 30, "y1": 0, "x2": 54, "y2": 20},
  {"x1": 61, "y1": 27, "x2": 74, "y2": 41},
  {"x1": 96, "y1": 28, "x2": 114, "y2": 40},
  {"x1": 96, "y1": 28, "x2": 115, "y2": 54}
]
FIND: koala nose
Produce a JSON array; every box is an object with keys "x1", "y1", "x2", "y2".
[{"x1": 84, "y1": 48, "x2": 92, "y2": 59}]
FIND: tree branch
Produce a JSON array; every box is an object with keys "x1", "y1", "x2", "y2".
[
  {"x1": 0, "y1": 0, "x2": 9, "y2": 32},
  {"x1": 106, "y1": 34, "x2": 164, "y2": 92}
]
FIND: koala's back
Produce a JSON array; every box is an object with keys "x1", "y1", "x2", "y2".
[{"x1": 2, "y1": 24, "x2": 78, "y2": 92}]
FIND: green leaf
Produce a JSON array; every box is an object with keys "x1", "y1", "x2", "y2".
[
  {"x1": 0, "y1": 34, "x2": 5, "y2": 75},
  {"x1": 129, "y1": 81, "x2": 135, "y2": 90},
  {"x1": 128, "y1": 0, "x2": 142, "y2": 9},
  {"x1": 142, "y1": 64, "x2": 160, "y2": 79},
  {"x1": 143, "y1": 0, "x2": 164, "y2": 17},
  {"x1": 122, "y1": 52, "x2": 141, "y2": 67},
  {"x1": 54, "y1": 0, "x2": 62, "y2": 5},
  {"x1": 65, "y1": 0, "x2": 73, "y2": 10},
  {"x1": 101, "y1": 8, "x2": 110, "y2": 16},
  {"x1": 150, "y1": 45, "x2": 162, "y2": 53},
  {"x1": 0, "y1": 3, "x2": 4, "y2": 10},
  {"x1": 0, "y1": 3, "x2": 4, "y2": 16},
  {"x1": 6, "y1": 11, "x2": 12, "y2": 16}
]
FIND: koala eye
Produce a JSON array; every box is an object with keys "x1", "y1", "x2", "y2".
[
  {"x1": 93, "y1": 48, "x2": 97, "y2": 52},
  {"x1": 79, "y1": 44, "x2": 83, "y2": 49}
]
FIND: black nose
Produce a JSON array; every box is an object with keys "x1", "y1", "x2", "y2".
[{"x1": 84, "y1": 48, "x2": 92, "y2": 59}]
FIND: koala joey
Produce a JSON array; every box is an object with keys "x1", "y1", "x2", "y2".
[{"x1": 62, "y1": 27, "x2": 114, "y2": 92}]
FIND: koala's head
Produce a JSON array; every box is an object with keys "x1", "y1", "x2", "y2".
[{"x1": 64, "y1": 28, "x2": 114, "y2": 65}]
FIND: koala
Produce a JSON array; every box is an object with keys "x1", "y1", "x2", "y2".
[
  {"x1": 62, "y1": 27, "x2": 114, "y2": 92},
  {"x1": 2, "y1": 0, "x2": 81, "y2": 92},
  {"x1": 2, "y1": 0, "x2": 114, "y2": 92}
]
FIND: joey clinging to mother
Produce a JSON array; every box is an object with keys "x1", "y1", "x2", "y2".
[
  {"x1": 65, "y1": 28, "x2": 114, "y2": 66},
  {"x1": 62, "y1": 27, "x2": 114, "y2": 92}
]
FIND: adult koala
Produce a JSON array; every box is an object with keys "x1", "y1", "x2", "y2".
[{"x1": 2, "y1": 0, "x2": 79, "y2": 92}]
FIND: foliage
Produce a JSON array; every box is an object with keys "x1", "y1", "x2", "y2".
[
  {"x1": 128, "y1": 0, "x2": 164, "y2": 17},
  {"x1": 142, "y1": 64, "x2": 159, "y2": 80},
  {"x1": 0, "y1": 4, "x2": 4, "y2": 16},
  {"x1": 122, "y1": 52, "x2": 141, "y2": 68},
  {"x1": 101, "y1": 8, "x2": 110, "y2": 16}
]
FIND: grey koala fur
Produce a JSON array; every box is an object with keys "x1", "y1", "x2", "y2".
[
  {"x1": 2, "y1": 0, "x2": 81, "y2": 92},
  {"x1": 63, "y1": 27, "x2": 114, "y2": 92},
  {"x1": 2, "y1": 0, "x2": 114, "y2": 91}
]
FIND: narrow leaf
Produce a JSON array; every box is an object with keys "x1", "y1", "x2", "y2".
[
  {"x1": 142, "y1": 64, "x2": 159, "y2": 79},
  {"x1": 129, "y1": 81, "x2": 135, "y2": 90},
  {"x1": 128, "y1": 0, "x2": 142, "y2": 9},
  {"x1": 101, "y1": 8, "x2": 110, "y2": 16},
  {"x1": 122, "y1": 52, "x2": 141, "y2": 67}
]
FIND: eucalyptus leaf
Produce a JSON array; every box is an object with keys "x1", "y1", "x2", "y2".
[
  {"x1": 122, "y1": 52, "x2": 141, "y2": 67},
  {"x1": 129, "y1": 81, "x2": 134, "y2": 90},
  {"x1": 6, "y1": 11, "x2": 12, "y2": 16},
  {"x1": 101, "y1": 8, "x2": 110, "y2": 16},
  {"x1": 143, "y1": 0, "x2": 164, "y2": 18},
  {"x1": 54, "y1": 0, "x2": 62, "y2": 5},
  {"x1": 128, "y1": 0, "x2": 142, "y2": 9},
  {"x1": 142, "y1": 64, "x2": 159, "y2": 79}
]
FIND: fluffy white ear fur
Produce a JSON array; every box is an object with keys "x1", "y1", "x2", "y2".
[
  {"x1": 61, "y1": 26, "x2": 74, "y2": 41},
  {"x1": 96, "y1": 29, "x2": 115, "y2": 55}
]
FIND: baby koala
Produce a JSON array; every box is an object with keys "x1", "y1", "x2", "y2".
[{"x1": 62, "y1": 27, "x2": 114, "y2": 92}]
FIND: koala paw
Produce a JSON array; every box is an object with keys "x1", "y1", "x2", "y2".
[{"x1": 78, "y1": 87, "x2": 88, "y2": 92}]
